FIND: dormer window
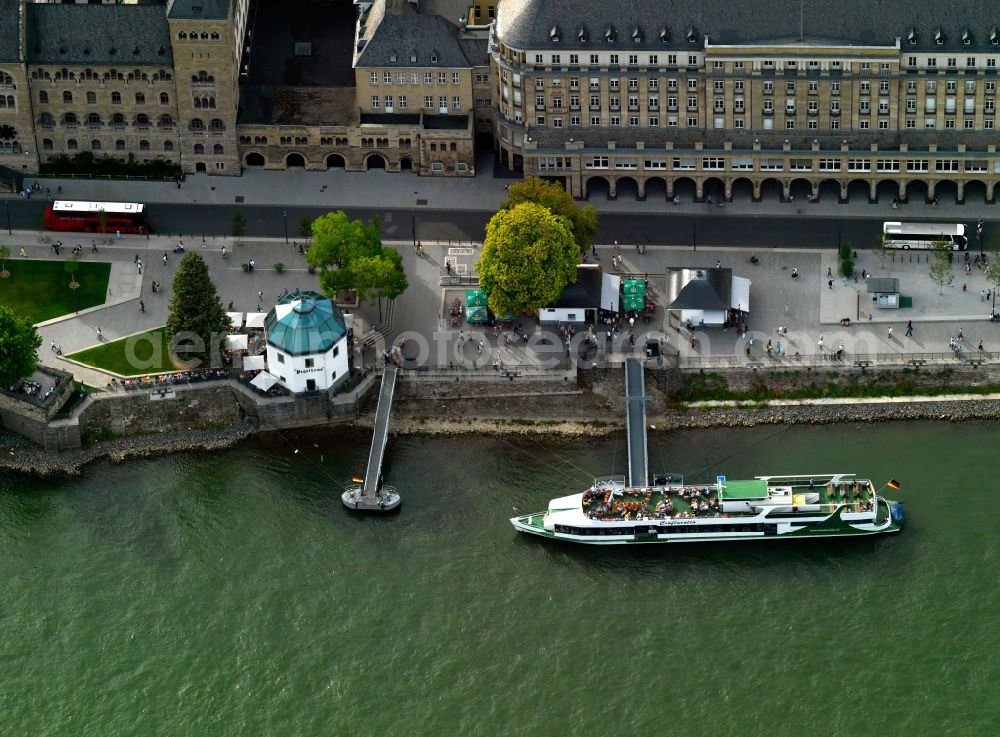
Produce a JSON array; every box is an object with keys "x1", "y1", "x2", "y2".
[
  {"x1": 605, "y1": 25, "x2": 616, "y2": 43},
  {"x1": 659, "y1": 27, "x2": 669, "y2": 42},
  {"x1": 962, "y1": 29, "x2": 972, "y2": 45},
  {"x1": 550, "y1": 25, "x2": 561, "y2": 43},
  {"x1": 935, "y1": 28, "x2": 945, "y2": 45},
  {"x1": 409, "y1": 50, "x2": 417, "y2": 62},
  {"x1": 632, "y1": 27, "x2": 643, "y2": 43},
  {"x1": 578, "y1": 25, "x2": 587, "y2": 42},
  {"x1": 430, "y1": 51, "x2": 438, "y2": 63},
  {"x1": 686, "y1": 26, "x2": 698, "y2": 43},
  {"x1": 908, "y1": 28, "x2": 917, "y2": 45},
  {"x1": 991, "y1": 28, "x2": 999, "y2": 46},
  {"x1": 389, "y1": 50, "x2": 397, "y2": 62}
]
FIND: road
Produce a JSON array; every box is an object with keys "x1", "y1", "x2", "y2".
[{"x1": 0, "y1": 198, "x2": 978, "y2": 250}]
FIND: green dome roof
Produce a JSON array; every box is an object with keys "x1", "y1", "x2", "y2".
[{"x1": 264, "y1": 290, "x2": 346, "y2": 356}]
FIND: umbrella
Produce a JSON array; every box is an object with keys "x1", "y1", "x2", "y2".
[
  {"x1": 250, "y1": 371, "x2": 279, "y2": 391},
  {"x1": 226, "y1": 312, "x2": 243, "y2": 328},
  {"x1": 243, "y1": 354, "x2": 266, "y2": 370},
  {"x1": 224, "y1": 334, "x2": 248, "y2": 350},
  {"x1": 245, "y1": 312, "x2": 267, "y2": 329}
]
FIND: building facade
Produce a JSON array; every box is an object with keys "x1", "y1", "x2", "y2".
[
  {"x1": 264, "y1": 291, "x2": 350, "y2": 394},
  {"x1": 492, "y1": 0, "x2": 1000, "y2": 204}
]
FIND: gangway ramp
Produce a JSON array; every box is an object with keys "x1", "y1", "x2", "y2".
[
  {"x1": 343, "y1": 367, "x2": 401, "y2": 512},
  {"x1": 363, "y1": 366, "x2": 398, "y2": 496},
  {"x1": 624, "y1": 358, "x2": 648, "y2": 489}
]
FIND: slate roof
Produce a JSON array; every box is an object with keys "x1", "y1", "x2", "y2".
[
  {"x1": 356, "y1": 0, "x2": 476, "y2": 68},
  {"x1": 552, "y1": 265, "x2": 602, "y2": 309},
  {"x1": 496, "y1": 0, "x2": 1000, "y2": 52},
  {"x1": 167, "y1": 0, "x2": 230, "y2": 20},
  {"x1": 0, "y1": 0, "x2": 19, "y2": 63},
  {"x1": 26, "y1": 5, "x2": 173, "y2": 66},
  {"x1": 664, "y1": 268, "x2": 732, "y2": 311},
  {"x1": 265, "y1": 290, "x2": 347, "y2": 356}
]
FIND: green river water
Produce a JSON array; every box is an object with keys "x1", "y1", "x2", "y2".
[{"x1": 0, "y1": 422, "x2": 997, "y2": 736}]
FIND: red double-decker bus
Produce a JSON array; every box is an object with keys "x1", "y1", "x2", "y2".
[{"x1": 43, "y1": 200, "x2": 148, "y2": 234}]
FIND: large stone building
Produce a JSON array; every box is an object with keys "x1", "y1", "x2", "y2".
[{"x1": 491, "y1": 0, "x2": 1000, "y2": 204}]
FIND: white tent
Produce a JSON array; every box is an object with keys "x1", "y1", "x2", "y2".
[
  {"x1": 731, "y1": 277, "x2": 751, "y2": 313},
  {"x1": 250, "y1": 371, "x2": 279, "y2": 391},
  {"x1": 226, "y1": 312, "x2": 243, "y2": 328},
  {"x1": 245, "y1": 312, "x2": 267, "y2": 329},
  {"x1": 601, "y1": 273, "x2": 621, "y2": 313},
  {"x1": 224, "y1": 334, "x2": 248, "y2": 350},
  {"x1": 243, "y1": 354, "x2": 266, "y2": 370}
]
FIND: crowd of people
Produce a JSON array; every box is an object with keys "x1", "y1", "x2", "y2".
[{"x1": 582, "y1": 484, "x2": 722, "y2": 521}]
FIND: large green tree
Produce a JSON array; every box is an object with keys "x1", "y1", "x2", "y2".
[
  {"x1": 306, "y1": 211, "x2": 408, "y2": 302},
  {"x1": 165, "y1": 252, "x2": 230, "y2": 363},
  {"x1": 477, "y1": 202, "x2": 579, "y2": 316},
  {"x1": 928, "y1": 238, "x2": 954, "y2": 295},
  {"x1": 503, "y1": 177, "x2": 599, "y2": 253},
  {"x1": 0, "y1": 305, "x2": 41, "y2": 386}
]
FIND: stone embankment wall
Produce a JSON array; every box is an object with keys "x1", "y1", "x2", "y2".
[{"x1": 670, "y1": 363, "x2": 1000, "y2": 399}]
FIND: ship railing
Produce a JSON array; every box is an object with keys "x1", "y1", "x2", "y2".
[
  {"x1": 593, "y1": 475, "x2": 627, "y2": 486},
  {"x1": 763, "y1": 501, "x2": 873, "y2": 516},
  {"x1": 758, "y1": 473, "x2": 855, "y2": 486}
]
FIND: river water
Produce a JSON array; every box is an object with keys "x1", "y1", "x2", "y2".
[{"x1": 0, "y1": 422, "x2": 996, "y2": 736}]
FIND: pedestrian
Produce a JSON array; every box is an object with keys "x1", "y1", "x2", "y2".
[
  {"x1": 50, "y1": 339, "x2": 56, "y2": 352},
  {"x1": 139, "y1": 300, "x2": 145, "y2": 313},
  {"x1": 221, "y1": 245, "x2": 227, "y2": 259},
  {"x1": 258, "y1": 290, "x2": 263, "y2": 301},
  {"x1": 888, "y1": 326, "x2": 893, "y2": 339},
  {"x1": 614, "y1": 240, "x2": 620, "y2": 252},
  {"x1": 162, "y1": 253, "x2": 168, "y2": 266},
  {"x1": 861, "y1": 269, "x2": 867, "y2": 279},
  {"x1": 134, "y1": 253, "x2": 139, "y2": 263},
  {"x1": 591, "y1": 245, "x2": 598, "y2": 259},
  {"x1": 817, "y1": 335, "x2": 825, "y2": 352},
  {"x1": 775, "y1": 340, "x2": 783, "y2": 355},
  {"x1": 979, "y1": 340, "x2": 984, "y2": 352},
  {"x1": 446, "y1": 261, "x2": 452, "y2": 274},
  {"x1": 980, "y1": 289, "x2": 986, "y2": 302},
  {"x1": 963, "y1": 283, "x2": 967, "y2": 292},
  {"x1": 18, "y1": 246, "x2": 26, "y2": 257},
  {"x1": 827, "y1": 267, "x2": 832, "y2": 277},
  {"x1": 716, "y1": 260, "x2": 721, "y2": 269},
  {"x1": 228, "y1": 300, "x2": 234, "y2": 310},
  {"x1": 791, "y1": 268, "x2": 798, "y2": 278},
  {"x1": 892, "y1": 197, "x2": 898, "y2": 209},
  {"x1": 137, "y1": 260, "x2": 142, "y2": 274},
  {"x1": 96, "y1": 326, "x2": 102, "y2": 340},
  {"x1": 477, "y1": 339, "x2": 484, "y2": 355},
  {"x1": 249, "y1": 258, "x2": 255, "y2": 271},
  {"x1": 905, "y1": 320, "x2": 913, "y2": 337},
  {"x1": 828, "y1": 279, "x2": 834, "y2": 289},
  {"x1": 958, "y1": 327, "x2": 964, "y2": 341}
]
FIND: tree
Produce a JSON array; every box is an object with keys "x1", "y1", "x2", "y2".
[
  {"x1": 96, "y1": 208, "x2": 108, "y2": 235},
  {"x1": 64, "y1": 253, "x2": 80, "y2": 289},
  {"x1": 0, "y1": 305, "x2": 41, "y2": 386},
  {"x1": 503, "y1": 177, "x2": 599, "y2": 253},
  {"x1": 299, "y1": 217, "x2": 314, "y2": 240},
  {"x1": 306, "y1": 210, "x2": 408, "y2": 302},
  {"x1": 873, "y1": 232, "x2": 893, "y2": 269},
  {"x1": 0, "y1": 245, "x2": 9, "y2": 278},
  {"x1": 231, "y1": 211, "x2": 247, "y2": 245},
  {"x1": 165, "y1": 252, "x2": 230, "y2": 363},
  {"x1": 928, "y1": 238, "x2": 954, "y2": 295},
  {"x1": 477, "y1": 202, "x2": 579, "y2": 316}
]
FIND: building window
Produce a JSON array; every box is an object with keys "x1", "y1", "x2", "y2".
[
  {"x1": 135, "y1": 92, "x2": 145, "y2": 104},
  {"x1": 86, "y1": 91, "x2": 97, "y2": 104},
  {"x1": 63, "y1": 91, "x2": 72, "y2": 103}
]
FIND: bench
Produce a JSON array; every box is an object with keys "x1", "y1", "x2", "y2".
[
  {"x1": 854, "y1": 360, "x2": 872, "y2": 368},
  {"x1": 907, "y1": 359, "x2": 926, "y2": 367}
]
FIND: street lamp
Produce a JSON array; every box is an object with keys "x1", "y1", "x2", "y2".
[
  {"x1": 3, "y1": 199, "x2": 10, "y2": 235},
  {"x1": 977, "y1": 217, "x2": 984, "y2": 258},
  {"x1": 283, "y1": 209, "x2": 288, "y2": 244},
  {"x1": 411, "y1": 209, "x2": 417, "y2": 250},
  {"x1": 692, "y1": 222, "x2": 697, "y2": 251}
]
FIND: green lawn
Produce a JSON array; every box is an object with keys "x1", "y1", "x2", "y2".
[
  {"x1": 0, "y1": 259, "x2": 111, "y2": 323},
  {"x1": 68, "y1": 329, "x2": 179, "y2": 376}
]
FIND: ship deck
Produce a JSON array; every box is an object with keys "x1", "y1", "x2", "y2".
[{"x1": 582, "y1": 479, "x2": 875, "y2": 522}]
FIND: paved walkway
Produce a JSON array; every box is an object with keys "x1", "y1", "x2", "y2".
[{"x1": 9, "y1": 153, "x2": 1000, "y2": 223}]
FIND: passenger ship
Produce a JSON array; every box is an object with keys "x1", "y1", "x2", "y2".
[{"x1": 510, "y1": 474, "x2": 903, "y2": 545}]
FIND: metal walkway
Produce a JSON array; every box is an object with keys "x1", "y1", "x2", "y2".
[
  {"x1": 624, "y1": 358, "x2": 648, "y2": 488},
  {"x1": 362, "y1": 367, "x2": 398, "y2": 496}
]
